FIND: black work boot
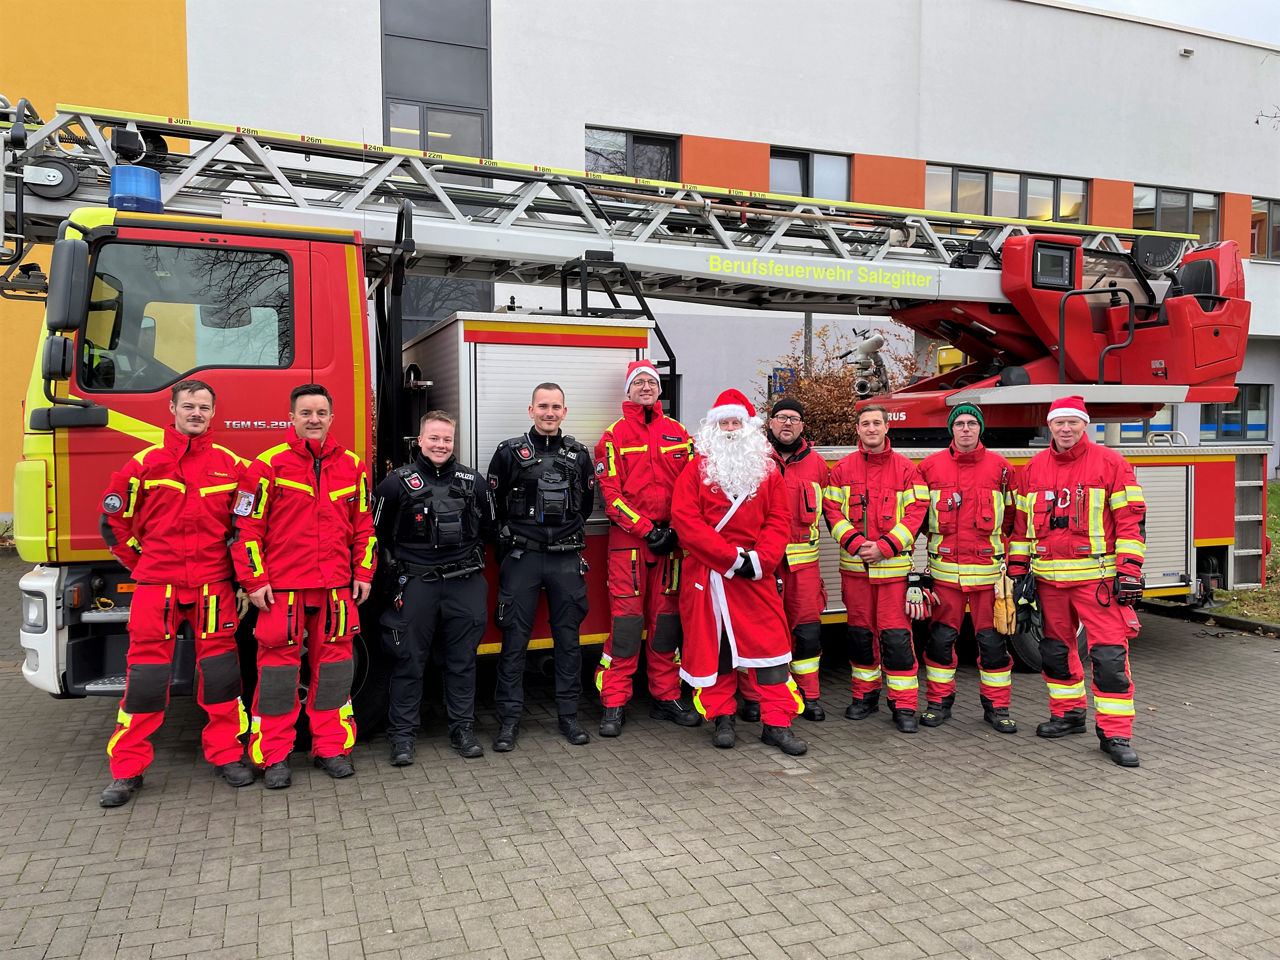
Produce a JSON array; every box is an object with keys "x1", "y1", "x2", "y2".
[
  {"x1": 599, "y1": 706, "x2": 625, "y2": 738},
  {"x1": 801, "y1": 697, "x2": 826, "y2": 722},
  {"x1": 738, "y1": 699, "x2": 761, "y2": 723},
  {"x1": 217, "y1": 760, "x2": 255, "y2": 787},
  {"x1": 558, "y1": 715, "x2": 590, "y2": 745},
  {"x1": 1036, "y1": 709, "x2": 1087, "y2": 739},
  {"x1": 263, "y1": 760, "x2": 292, "y2": 790},
  {"x1": 450, "y1": 724, "x2": 484, "y2": 759},
  {"x1": 1098, "y1": 731, "x2": 1140, "y2": 767},
  {"x1": 389, "y1": 741, "x2": 415, "y2": 766},
  {"x1": 313, "y1": 754, "x2": 355, "y2": 779},
  {"x1": 983, "y1": 705, "x2": 1018, "y2": 734},
  {"x1": 844, "y1": 692, "x2": 880, "y2": 721},
  {"x1": 99, "y1": 776, "x2": 143, "y2": 808},
  {"x1": 712, "y1": 715, "x2": 736, "y2": 749},
  {"x1": 493, "y1": 722, "x2": 519, "y2": 753},
  {"x1": 650, "y1": 698, "x2": 700, "y2": 727},
  {"x1": 920, "y1": 701, "x2": 952, "y2": 728},
  {"x1": 761, "y1": 723, "x2": 808, "y2": 756},
  {"x1": 893, "y1": 708, "x2": 919, "y2": 733}
]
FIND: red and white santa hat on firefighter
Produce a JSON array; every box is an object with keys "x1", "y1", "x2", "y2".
[
  {"x1": 623, "y1": 360, "x2": 661, "y2": 395},
  {"x1": 706, "y1": 388, "x2": 759, "y2": 423},
  {"x1": 1046, "y1": 395, "x2": 1090, "y2": 423}
]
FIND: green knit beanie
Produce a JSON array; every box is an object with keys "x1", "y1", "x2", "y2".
[{"x1": 947, "y1": 403, "x2": 984, "y2": 435}]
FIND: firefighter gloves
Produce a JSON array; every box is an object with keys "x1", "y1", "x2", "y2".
[
  {"x1": 1115, "y1": 573, "x2": 1144, "y2": 606},
  {"x1": 904, "y1": 571, "x2": 939, "y2": 620}
]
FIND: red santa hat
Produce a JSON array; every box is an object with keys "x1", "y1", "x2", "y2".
[
  {"x1": 707, "y1": 388, "x2": 756, "y2": 422},
  {"x1": 1047, "y1": 395, "x2": 1090, "y2": 423},
  {"x1": 623, "y1": 359, "x2": 661, "y2": 395}
]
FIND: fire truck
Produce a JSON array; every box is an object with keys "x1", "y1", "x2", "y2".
[{"x1": 2, "y1": 98, "x2": 1267, "y2": 721}]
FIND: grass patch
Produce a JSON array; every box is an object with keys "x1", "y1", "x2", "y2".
[{"x1": 1209, "y1": 480, "x2": 1280, "y2": 623}]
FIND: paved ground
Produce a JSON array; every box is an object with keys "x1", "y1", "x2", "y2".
[{"x1": 1, "y1": 554, "x2": 1278, "y2": 960}]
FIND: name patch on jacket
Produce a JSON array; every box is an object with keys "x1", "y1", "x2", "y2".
[{"x1": 233, "y1": 490, "x2": 256, "y2": 517}]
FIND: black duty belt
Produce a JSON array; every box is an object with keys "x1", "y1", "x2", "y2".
[
  {"x1": 513, "y1": 533, "x2": 584, "y2": 554},
  {"x1": 398, "y1": 559, "x2": 483, "y2": 581}
]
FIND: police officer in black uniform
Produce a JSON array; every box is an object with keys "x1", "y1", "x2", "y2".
[
  {"x1": 374, "y1": 410, "x2": 495, "y2": 765},
  {"x1": 487, "y1": 382, "x2": 596, "y2": 751}
]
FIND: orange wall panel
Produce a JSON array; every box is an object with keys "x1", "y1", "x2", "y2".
[
  {"x1": 1089, "y1": 178, "x2": 1134, "y2": 231},
  {"x1": 680, "y1": 136, "x2": 770, "y2": 193},
  {"x1": 1218, "y1": 193, "x2": 1252, "y2": 251},
  {"x1": 851, "y1": 155, "x2": 926, "y2": 208}
]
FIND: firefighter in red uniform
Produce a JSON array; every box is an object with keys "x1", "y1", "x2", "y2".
[
  {"x1": 1007, "y1": 395, "x2": 1146, "y2": 768},
  {"x1": 232, "y1": 384, "x2": 377, "y2": 788},
  {"x1": 824, "y1": 404, "x2": 928, "y2": 733},
  {"x1": 593, "y1": 360, "x2": 699, "y2": 737},
  {"x1": 917, "y1": 403, "x2": 1018, "y2": 732},
  {"x1": 98, "y1": 379, "x2": 251, "y2": 808},
  {"x1": 766, "y1": 398, "x2": 830, "y2": 721}
]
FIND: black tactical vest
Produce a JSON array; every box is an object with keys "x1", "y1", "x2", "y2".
[
  {"x1": 502, "y1": 434, "x2": 585, "y2": 525},
  {"x1": 391, "y1": 464, "x2": 480, "y2": 548}
]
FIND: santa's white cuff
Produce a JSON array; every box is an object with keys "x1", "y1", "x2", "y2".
[{"x1": 747, "y1": 550, "x2": 764, "y2": 581}]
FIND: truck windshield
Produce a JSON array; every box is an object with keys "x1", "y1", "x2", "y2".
[
  {"x1": 79, "y1": 242, "x2": 293, "y2": 393},
  {"x1": 1080, "y1": 249, "x2": 1157, "y2": 309}
]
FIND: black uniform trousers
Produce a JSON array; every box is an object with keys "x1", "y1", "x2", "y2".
[
  {"x1": 381, "y1": 570, "x2": 487, "y2": 741},
  {"x1": 494, "y1": 549, "x2": 588, "y2": 724}
]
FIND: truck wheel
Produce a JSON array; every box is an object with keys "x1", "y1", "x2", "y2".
[{"x1": 350, "y1": 628, "x2": 390, "y2": 739}]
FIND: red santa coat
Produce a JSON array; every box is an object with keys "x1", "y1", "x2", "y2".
[{"x1": 670, "y1": 455, "x2": 792, "y2": 686}]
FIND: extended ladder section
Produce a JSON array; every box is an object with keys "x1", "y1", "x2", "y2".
[{"x1": 2, "y1": 100, "x2": 1193, "y2": 313}]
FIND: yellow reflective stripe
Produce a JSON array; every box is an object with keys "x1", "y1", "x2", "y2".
[
  {"x1": 332, "y1": 589, "x2": 347, "y2": 636},
  {"x1": 927, "y1": 558, "x2": 1003, "y2": 585},
  {"x1": 359, "y1": 472, "x2": 369, "y2": 512},
  {"x1": 123, "y1": 477, "x2": 141, "y2": 517},
  {"x1": 361, "y1": 536, "x2": 377, "y2": 570},
  {"x1": 1046, "y1": 679, "x2": 1086, "y2": 698},
  {"x1": 249, "y1": 717, "x2": 265, "y2": 765},
  {"x1": 213, "y1": 444, "x2": 247, "y2": 467},
  {"x1": 989, "y1": 489, "x2": 1004, "y2": 557},
  {"x1": 659, "y1": 441, "x2": 692, "y2": 454},
  {"x1": 246, "y1": 540, "x2": 264, "y2": 578},
  {"x1": 692, "y1": 687, "x2": 710, "y2": 718},
  {"x1": 1031, "y1": 557, "x2": 1117, "y2": 582},
  {"x1": 251, "y1": 477, "x2": 269, "y2": 519},
  {"x1": 785, "y1": 677, "x2": 804, "y2": 714},
  {"x1": 885, "y1": 673, "x2": 918, "y2": 691},
  {"x1": 605, "y1": 441, "x2": 617, "y2": 477},
  {"x1": 275, "y1": 478, "x2": 315, "y2": 495},
  {"x1": 256, "y1": 442, "x2": 291, "y2": 464},
  {"x1": 906, "y1": 482, "x2": 927, "y2": 503},
  {"x1": 667, "y1": 555, "x2": 681, "y2": 592},
  {"x1": 611, "y1": 498, "x2": 641, "y2": 524},
  {"x1": 1088, "y1": 488, "x2": 1106, "y2": 556},
  {"x1": 785, "y1": 542, "x2": 819, "y2": 565},
  {"x1": 867, "y1": 558, "x2": 912, "y2": 578},
  {"x1": 1095, "y1": 696, "x2": 1135, "y2": 716},
  {"x1": 339, "y1": 702, "x2": 356, "y2": 750},
  {"x1": 236, "y1": 698, "x2": 249, "y2": 737},
  {"x1": 825, "y1": 484, "x2": 849, "y2": 506},
  {"x1": 131, "y1": 443, "x2": 163, "y2": 464},
  {"x1": 979, "y1": 668, "x2": 1011, "y2": 687},
  {"x1": 851, "y1": 665, "x2": 882, "y2": 682},
  {"x1": 329, "y1": 484, "x2": 357, "y2": 500},
  {"x1": 925, "y1": 666, "x2": 955, "y2": 683},
  {"x1": 1116, "y1": 538, "x2": 1146, "y2": 559},
  {"x1": 144, "y1": 478, "x2": 185, "y2": 493},
  {"x1": 831, "y1": 518, "x2": 855, "y2": 545},
  {"x1": 125, "y1": 536, "x2": 142, "y2": 554},
  {"x1": 205, "y1": 584, "x2": 216, "y2": 635},
  {"x1": 618, "y1": 445, "x2": 648, "y2": 454},
  {"x1": 107, "y1": 709, "x2": 132, "y2": 756},
  {"x1": 886, "y1": 522, "x2": 913, "y2": 552},
  {"x1": 1021, "y1": 491, "x2": 1039, "y2": 539},
  {"x1": 791, "y1": 656, "x2": 821, "y2": 675},
  {"x1": 199, "y1": 482, "x2": 237, "y2": 497},
  {"x1": 1007, "y1": 540, "x2": 1031, "y2": 560}
]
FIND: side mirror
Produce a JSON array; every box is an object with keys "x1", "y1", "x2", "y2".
[
  {"x1": 41, "y1": 335, "x2": 75, "y2": 381},
  {"x1": 45, "y1": 238, "x2": 90, "y2": 332}
]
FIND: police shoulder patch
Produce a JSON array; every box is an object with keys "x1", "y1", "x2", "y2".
[
  {"x1": 102, "y1": 493, "x2": 124, "y2": 514},
  {"x1": 233, "y1": 490, "x2": 256, "y2": 517},
  {"x1": 594, "y1": 461, "x2": 606, "y2": 476}
]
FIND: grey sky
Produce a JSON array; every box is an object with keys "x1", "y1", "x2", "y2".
[{"x1": 1077, "y1": 0, "x2": 1280, "y2": 47}]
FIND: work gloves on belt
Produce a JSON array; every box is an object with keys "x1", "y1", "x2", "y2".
[{"x1": 904, "y1": 571, "x2": 939, "y2": 620}]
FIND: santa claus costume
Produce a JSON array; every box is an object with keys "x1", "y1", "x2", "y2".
[{"x1": 669, "y1": 389, "x2": 806, "y2": 755}]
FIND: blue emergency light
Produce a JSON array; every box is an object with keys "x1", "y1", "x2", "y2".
[{"x1": 108, "y1": 164, "x2": 163, "y2": 213}]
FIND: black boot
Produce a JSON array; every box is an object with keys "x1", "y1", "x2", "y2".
[
  {"x1": 313, "y1": 754, "x2": 355, "y2": 779},
  {"x1": 99, "y1": 776, "x2": 143, "y2": 808},
  {"x1": 983, "y1": 705, "x2": 1018, "y2": 734},
  {"x1": 920, "y1": 699, "x2": 953, "y2": 728},
  {"x1": 650, "y1": 698, "x2": 700, "y2": 726},
  {"x1": 389, "y1": 741, "x2": 415, "y2": 766},
  {"x1": 558, "y1": 715, "x2": 590, "y2": 745},
  {"x1": 738, "y1": 699, "x2": 761, "y2": 722},
  {"x1": 761, "y1": 723, "x2": 808, "y2": 756},
  {"x1": 801, "y1": 698, "x2": 826, "y2": 722},
  {"x1": 217, "y1": 760, "x2": 255, "y2": 787},
  {"x1": 599, "y1": 706, "x2": 624, "y2": 738},
  {"x1": 712, "y1": 715, "x2": 736, "y2": 749},
  {"x1": 263, "y1": 760, "x2": 291, "y2": 789},
  {"x1": 493, "y1": 722, "x2": 519, "y2": 753},
  {"x1": 450, "y1": 724, "x2": 484, "y2": 758},
  {"x1": 844, "y1": 692, "x2": 880, "y2": 720},
  {"x1": 1036, "y1": 709, "x2": 1087, "y2": 738},
  {"x1": 1098, "y1": 731, "x2": 1140, "y2": 767},
  {"x1": 893, "y1": 708, "x2": 919, "y2": 733}
]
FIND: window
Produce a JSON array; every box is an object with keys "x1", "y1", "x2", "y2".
[
  {"x1": 925, "y1": 165, "x2": 1088, "y2": 223},
  {"x1": 585, "y1": 127, "x2": 677, "y2": 181},
  {"x1": 769, "y1": 148, "x2": 849, "y2": 201},
  {"x1": 1200, "y1": 384, "x2": 1271, "y2": 442},
  {"x1": 1120, "y1": 405, "x2": 1173, "y2": 443},
  {"x1": 80, "y1": 243, "x2": 292, "y2": 393},
  {"x1": 1251, "y1": 198, "x2": 1280, "y2": 260},
  {"x1": 1133, "y1": 185, "x2": 1218, "y2": 242}
]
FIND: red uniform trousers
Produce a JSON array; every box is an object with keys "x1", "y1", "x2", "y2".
[
  {"x1": 250, "y1": 586, "x2": 359, "y2": 765},
  {"x1": 691, "y1": 667, "x2": 802, "y2": 726},
  {"x1": 924, "y1": 582, "x2": 1013, "y2": 708},
  {"x1": 779, "y1": 559, "x2": 826, "y2": 700},
  {"x1": 1037, "y1": 579, "x2": 1137, "y2": 739},
  {"x1": 840, "y1": 574, "x2": 915, "y2": 709},
  {"x1": 596, "y1": 530, "x2": 682, "y2": 706},
  {"x1": 108, "y1": 582, "x2": 246, "y2": 778}
]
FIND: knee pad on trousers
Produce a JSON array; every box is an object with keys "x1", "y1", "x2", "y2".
[
  {"x1": 1090, "y1": 644, "x2": 1131, "y2": 693},
  {"x1": 610, "y1": 615, "x2": 644, "y2": 658},
  {"x1": 845, "y1": 625, "x2": 875, "y2": 665},
  {"x1": 123, "y1": 662, "x2": 172, "y2": 714},
  {"x1": 257, "y1": 664, "x2": 299, "y2": 716},
  {"x1": 792, "y1": 622, "x2": 822, "y2": 661},
  {"x1": 650, "y1": 613, "x2": 682, "y2": 655},
  {"x1": 975, "y1": 629, "x2": 1010, "y2": 670},
  {"x1": 1039, "y1": 635, "x2": 1072, "y2": 680},
  {"x1": 199, "y1": 650, "x2": 241, "y2": 704},
  {"x1": 926, "y1": 622, "x2": 958, "y2": 664},
  {"x1": 313, "y1": 658, "x2": 355, "y2": 711},
  {"x1": 880, "y1": 629, "x2": 915, "y2": 671},
  {"x1": 755, "y1": 663, "x2": 788, "y2": 685}
]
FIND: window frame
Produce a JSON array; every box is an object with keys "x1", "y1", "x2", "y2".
[
  {"x1": 1133, "y1": 183, "x2": 1219, "y2": 243},
  {"x1": 584, "y1": 126, "x2": 679, "y2": 181},
  {"x1": 1250, "y1": 198, "x2": 1280, "y2": 260},
  {"x1": 925, "y1": 164, "x2": 1088, "y2": 223},
  {"x1": 1200, "y1": 384, "x2": 1271, "y2": 443},
  {"x1": 768, "y1": 147, "x2": 850, "y2": 202}
]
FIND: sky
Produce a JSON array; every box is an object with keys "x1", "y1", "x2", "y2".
[{"x1": 1077, "y1": 0, "x2": 1280, "y2": 47}]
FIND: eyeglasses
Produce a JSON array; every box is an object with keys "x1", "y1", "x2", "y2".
[
  {"x1": 629, "y1": 378, "x2": 660, "y2": 388},
  {"x1": 772, "y1": 415, "x2": 803, "y2": 424},
  {"x1": 952, "y1": 420, "x2": 980, "y2": 430}
]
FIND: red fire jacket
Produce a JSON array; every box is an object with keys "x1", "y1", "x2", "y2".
[
  {"x1": 1008, "y1": 435, "x2": 1146, "y2": 584},
  {"x1": 231, "y1": 431, "x2": 377, "y2": 592},
  {"x1": 99, "y1": 425, "x2": 245, "y2": 587},
  {"x1": 918, "y1": 443, "x2": 1015, "y2": 588},
  {"x1": 769, "y1": 438, "x2": 830, "y2": 569},
  {"x1": 824, "y1": 439, "x2": 927, "y2": 581},
  {"x1": 594, "y1": 400, "x2": 693, "y2": 537}
]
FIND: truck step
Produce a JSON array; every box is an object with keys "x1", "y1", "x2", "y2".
[{"x1": 82, "y1": 676, "x2": 127, "y2": 695}]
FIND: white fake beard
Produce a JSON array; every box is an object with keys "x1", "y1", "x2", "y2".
[{"x1": 695, "y1": 419, "x2": 771, "y2": 500}]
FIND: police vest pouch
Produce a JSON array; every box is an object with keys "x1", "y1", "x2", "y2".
[{"x1": 536, "y1": 472, "x2": 570, "y2": 523}]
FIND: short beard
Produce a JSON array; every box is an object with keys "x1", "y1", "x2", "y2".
[{"x1": 695, "y1": 419, "x2": 772, "y2": 500}]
